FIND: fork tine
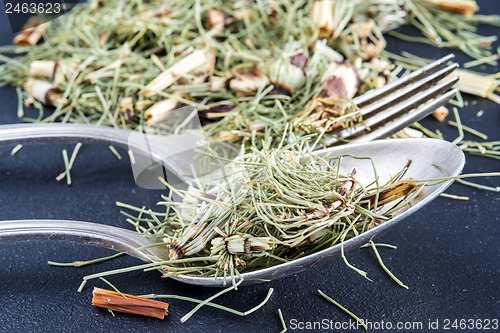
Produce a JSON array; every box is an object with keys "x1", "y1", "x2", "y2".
[
  {"x1": 362, "y1": 76, "x2": 459, "y2": 129},
  {"x1": 323, "y1": 76, "x2": 459, "y2": 146},
  {"x1": 352, "y1": 88, "x2": 458, "y2": 144},
  {"x1": 353, "y1": 54, "x2": 455, "y2": 106},
  {"x1": 356, "y1": 63, "x2": 458, "y2": 119}
]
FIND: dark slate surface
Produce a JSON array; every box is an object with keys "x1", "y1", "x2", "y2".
[{"x1": 0, "y1": 2, "x2": 498, "y2": 332}]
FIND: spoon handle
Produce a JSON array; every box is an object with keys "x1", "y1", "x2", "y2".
[
  {"x1": 0, "y1": 123, "x2": 196, "y2": 185},
  {"x1": 0, "y1": 123, "x2": 131, "y2": 148},
  {"x1": 0, "y1": 219, "x2": 159, "y2": 262}
]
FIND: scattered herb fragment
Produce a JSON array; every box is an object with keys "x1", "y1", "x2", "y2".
[{"x1": 92, "y1": 287, "x2": 169, "y2": 319}]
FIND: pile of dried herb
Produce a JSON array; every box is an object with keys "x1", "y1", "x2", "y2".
[
  {"x1": 117, "y1": 132, "x2": 421, "y2": 282},
  {"x1": 0, "y1": 0, "x2": 499, "y2": 150}
]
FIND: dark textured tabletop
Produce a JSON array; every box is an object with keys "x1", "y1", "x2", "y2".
[{"x1": 0, "y1": 2, "x2": 498, "y2": 332}]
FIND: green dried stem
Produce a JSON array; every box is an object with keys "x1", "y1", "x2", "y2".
[{"x1": 318, "y1": 289, "x2": 368, "y2": 330}]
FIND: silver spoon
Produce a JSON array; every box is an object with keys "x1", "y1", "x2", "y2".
[{"x1": 0, "y1": 138, "x2": 464, "y2": 286}]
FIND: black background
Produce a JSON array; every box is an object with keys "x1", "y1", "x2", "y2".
[{"x1": 0, "y1": 1, "x2": 498, "y2": 332}]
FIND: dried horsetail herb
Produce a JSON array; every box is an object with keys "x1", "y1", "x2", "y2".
[
  {"x1": 56, "y1": 142, "x2": 82, "y2": 184},
  {"x1": 48, "y1": 252, "x2": 125, "y2": 267},
  {"x1": 13, "y1": 17, "x2": 49, "y2": 47},
  {"x1": 1, "y1": 0, "x2": 498, "y2": 151},
  {"x1": 80, "y1": 269, "x2": 274, "y2": 322},
  {"x1": 141, "y1": 284, "x2": 274, "y2": 323},
  {"x1": 277, "y1": 308, "x2": 287, "y2": 333},
  {"x1": 10, "y1": 144, "x2": 23, "y2": 156},
  {"x1": 108, "y1": 145, "x2": 122, "y2": 160},
  {"x1": 387, "y1": 0, "x2": 500, "y2": 60},
  {"x1": 318, "y1": 289, "x2": 368, "y2": 330},
  {"x1": 116, "y1": 131, "x2": 423, "y2": 284},
  {"x1": 367, "y1": 240, "x2": 408, "y2": 289},
  {"x1": 92, "y1": 287, "x2": 170, "y2": 319}
]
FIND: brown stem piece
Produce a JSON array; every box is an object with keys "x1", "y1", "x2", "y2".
[
  {"x1": 365, "y1": 182, "x2": 418, "y2": 205},
  {"x1": 92, "y1": 287, "x2": 169, "y2": 319},
  {"x1": 13, "y1": 17, "x2": 49, "y2": 47}
]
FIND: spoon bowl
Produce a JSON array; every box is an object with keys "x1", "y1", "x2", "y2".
[{"x1": 173, "y1": 138, "x2": 465, "y2": 286}]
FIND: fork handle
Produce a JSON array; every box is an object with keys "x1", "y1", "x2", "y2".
[
  {"x1": 0, "y1": 123, "x2": 200, "y2": 184},
  {"x1": 0, "y1": 219, "x2": 159, "y2": 263},
  {"x1": 0, "y1": 123, "x2": 131, "y2": 148}
]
